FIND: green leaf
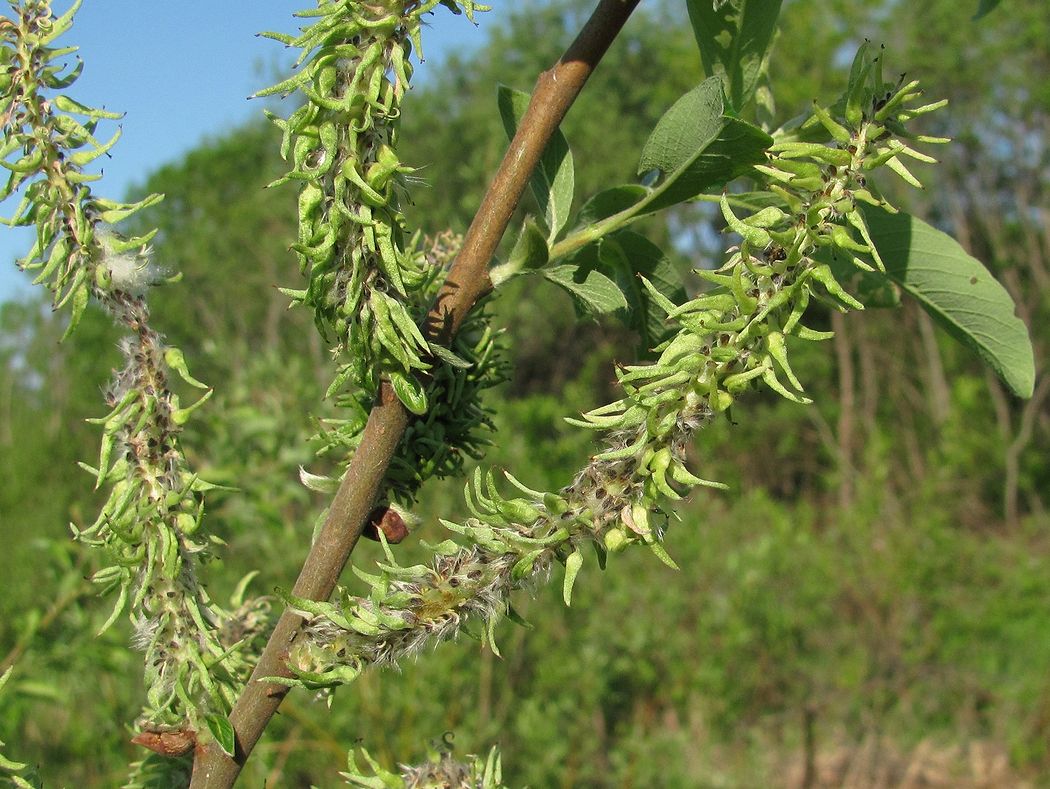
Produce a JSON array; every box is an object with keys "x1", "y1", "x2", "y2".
[
  {"x1": 639, "y1": 78, "x2": 725, "y2": 177},
  {"x1": 973, "y1": 0, "x2": 1001, "y2": 20},
  {"x1": 428, "y1": 342, "x2": 473, "y2": 369},
  {"x1": 639, "y1": 78, "x2": 772, "y2": 212},
  {"x1": 575, "y1": 184, "x2": 648, "y2": 228},
  {"x1": 497, "y1": 85, "x2": 575, "y2": 241},
  {"x1": 595, "y1": 232, "x2": 686, "y2": 351},
  {"x1": 863, "y1": 206, "x2": 1035, "y2": 398},
  {"x1": 206, "y1": 713, "x2": 236, "y2": 757},
  {"x1": 686, "y1": 0, "x2": 784, "y2": 111},
  {"x1": 389, "y1": 371, "x2": 428, "y2": 415},
  {"x1": 543, "y1": 263, "x2": 629, "y2": 316}
]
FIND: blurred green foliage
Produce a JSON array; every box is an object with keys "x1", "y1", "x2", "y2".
[{"x1": 1, "y1": 0, "x2": 1047, "y2": 785}]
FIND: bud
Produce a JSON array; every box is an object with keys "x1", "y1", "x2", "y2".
[
  {"x1": 363, "y1": 505, "x2": 409, "y2": 544},
  {"x1": 131, "y1": 727, "x2": 196, "y2": 757}
]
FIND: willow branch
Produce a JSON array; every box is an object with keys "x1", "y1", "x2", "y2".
[{"x1": 189, "y1": 1, "x2": 641, "y2": 785}]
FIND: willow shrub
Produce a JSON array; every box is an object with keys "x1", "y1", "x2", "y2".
[{"x1": 0, "y1": 1, "x2": 1033, "y2": 786}]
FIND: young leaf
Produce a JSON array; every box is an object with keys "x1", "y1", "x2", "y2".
[
  {"x1": 639, "y1": 78, "x2": 725, "y2": 178},
  {"x1": 389, "y1": 371, "x2": 429, "y2": 415},
  {"x1": 206, "y1": 714, "x2": 236, "y2": 757},
  {"x1": 507, "y1": 218, "x2": 549, "y2": 272},
  {"x1": 863, "y1": 206, "x2": 1035, "y2": 398},
  {"x1": 497, "y1": 85, "x2": 575, "y2": 241},
  {"x1": 543, "y1": 263, "x2": 629, "y2": 316},
  {"x1": 685, "y1": 0, "x2": 784, "y2": 111},
  {"x1": 638, "y1": 77, "x2": 772, "y2": 212}
]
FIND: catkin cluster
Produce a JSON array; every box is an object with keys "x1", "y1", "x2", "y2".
[
  {"x1": 1, "y1": 0, "x2": 259, "y2": 733},
  {"x1": 279, "y1": 45, "x2": 947, "y2": 690},
  {"x1": 341, "y1": 744, "x2": 505, "y2": 789},
  {"x1": 264, "y1": 2, "x2": 505, "y2": 537},
  {"x1": 262, "y1": 0, "x2": 489, "y2": 415},
  {"x1": 304, "y1": 232, "x2": 508, "y2": 510}
]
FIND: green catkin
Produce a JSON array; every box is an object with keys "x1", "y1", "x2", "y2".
[
  {"x1": 266, "y1": 2, "x2": 504, "y2": 543},
  {"x1": 278, "y1": 46, "x2": 948, "y2": 691},
  {"x1": 304, "y1": 232, "x2": 508, "y2": 509},
  {"x1": 341, "y1": 744, "x2": 506, "y2": 789},
  {"x1": 1, "y1": 0, "x2": 263, "y2": 732},
  {"x1": 263, "y1": 0, "x2": 490, "y2": 414}
]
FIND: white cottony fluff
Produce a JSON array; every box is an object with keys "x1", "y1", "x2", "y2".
[
  {"x1": 105, "y1": 251, "x2": 158, "y2": 296},
  {"x1": 99, "y1": 231, "x2": 162, "y2": 296}
]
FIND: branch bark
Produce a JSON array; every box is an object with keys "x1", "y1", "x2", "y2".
[{"x1": 190, "y1": 1, "x2": 641, "y2": 785}]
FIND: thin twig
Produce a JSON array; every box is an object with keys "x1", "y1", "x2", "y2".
[{"x1": 189, "y1": 1, "x2": 641, "y2": 785}]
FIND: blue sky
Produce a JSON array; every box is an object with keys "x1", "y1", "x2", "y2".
[{"x1": 0, "y1": 1, "x2": 507, "y2": 302}]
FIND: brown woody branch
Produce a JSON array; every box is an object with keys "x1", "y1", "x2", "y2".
[{"x1": 189, "y1": 1, "x2": 641, "y2": 785}]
